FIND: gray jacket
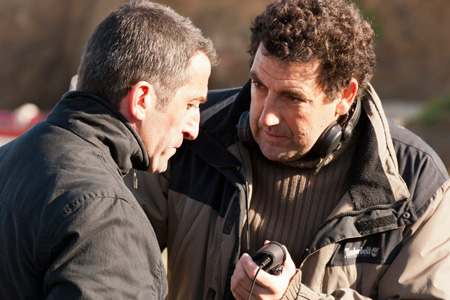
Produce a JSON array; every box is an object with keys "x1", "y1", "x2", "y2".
[{"x1": 0, "y1": 92, "x2": 167, "y2": 299}]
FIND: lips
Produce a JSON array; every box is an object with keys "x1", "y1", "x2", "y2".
[{"x1": 262, "y1": 128, "x2": 286, "y2": 144}]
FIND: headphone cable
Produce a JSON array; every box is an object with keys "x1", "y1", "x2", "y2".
[
  {"x1": 247, "y1": 265, "x2": 262, "y2": 300},
  {"x1": 247, "y1": 256, "x2": 272, "y2": 300}
]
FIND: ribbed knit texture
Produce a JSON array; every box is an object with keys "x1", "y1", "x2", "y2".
[{"x1": 242, "y1": 141, "x2": 357, "y2": 266}]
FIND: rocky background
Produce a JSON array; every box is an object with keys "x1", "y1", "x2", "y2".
[{"x1": 1, "y1": 0, "x2": 449, "y2": 170}]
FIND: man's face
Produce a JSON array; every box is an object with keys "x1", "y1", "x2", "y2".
[
  {"x1": 143, "y1": 52, "x2": 211, "y2": 173},
  {"x1": 249, "y1": 45, "x2": 342, "y2": 163}
]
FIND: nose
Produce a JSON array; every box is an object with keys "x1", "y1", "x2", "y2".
[
  {"x1": 259, "y1": 94, "x2": 281, "y2": 127},
  {"x1": 182, "y1": 109, "x2": 200, "y2": 140}
]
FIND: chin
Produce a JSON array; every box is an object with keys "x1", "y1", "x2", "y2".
[
  {"x1": 147, "y1": 158, "x2": 169, "y2": 174},
  {"x1": 153, "y1": 164, "x2": 168, "y2": 174},
  {"x1": 260, "y1": 147, "x2": 303, "y2": 163},
  {"x1": 260, "y1": 150, "x2": 286, "y2": 162}
]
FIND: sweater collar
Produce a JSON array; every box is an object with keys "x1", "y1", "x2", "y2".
[{"x1": 46, "y1": 91, "x2": 149, "y2": 175}]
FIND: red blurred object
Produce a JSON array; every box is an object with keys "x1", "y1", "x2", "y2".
[{"x1": 0, "y1": 104, "x2": 48, "y2": 141}]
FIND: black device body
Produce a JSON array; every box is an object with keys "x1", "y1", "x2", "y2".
[{"x1": 251, "y1": 241, "x2": 286, "y2": 275}]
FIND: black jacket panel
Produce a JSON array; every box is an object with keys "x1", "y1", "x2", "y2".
[{"x1": 0, "y1": 92, "x2": 167, "y2": 299}]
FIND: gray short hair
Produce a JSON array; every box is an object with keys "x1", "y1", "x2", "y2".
[{"x1": 77, "y1": 0, "x2": 217, "y2": 108}]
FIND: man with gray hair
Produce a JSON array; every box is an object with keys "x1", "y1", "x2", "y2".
[{"x1": 0, "y1": 0, "x2": 216, "y2": 299}]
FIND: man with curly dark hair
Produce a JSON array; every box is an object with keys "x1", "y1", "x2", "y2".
[
  {"x1": 126, "y1": 0, "x2": 450, "y2": 299},
  {"x1": 248, "y1": 0, "x2": 376, "y2": 102}
]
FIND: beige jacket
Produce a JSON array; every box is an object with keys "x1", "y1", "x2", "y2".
[{"x1": 128, "y1": 82, "x2": 450, "y2": 299}]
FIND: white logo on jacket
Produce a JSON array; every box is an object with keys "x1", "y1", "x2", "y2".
[{"x1": 344, "y1": 246, "x2": 379, "y2": 259}]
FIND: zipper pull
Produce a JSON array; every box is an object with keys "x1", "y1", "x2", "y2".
[{"x1": 133, "y1": 169, "x2": 138, "y2": 189}]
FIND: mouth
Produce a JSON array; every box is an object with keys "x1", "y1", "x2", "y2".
[{"x1": 262, "y1": 129, "x2": 286, "y2": 143}]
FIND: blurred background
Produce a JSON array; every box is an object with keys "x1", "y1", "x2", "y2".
[{"x1": 0, "y1": 0, "x2": 449, "y2": 171}]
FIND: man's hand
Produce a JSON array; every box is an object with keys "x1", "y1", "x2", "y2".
[{"x1": 231, "y1": 247, "x2": 297, "y2": 300}]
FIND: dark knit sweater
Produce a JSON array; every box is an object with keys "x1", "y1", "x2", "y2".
[{"x1": 243, "y1": 132, "x2": 359, "y2": 266}]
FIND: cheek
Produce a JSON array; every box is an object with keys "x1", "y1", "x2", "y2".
[
  {"x1": 302, "y1": 116, "x2": 334, "y2": 146},
  {"x1": 249, "y1": 96, "x2": 264, "y2": 123},
  {"x1": 166, "y1": 106, "x2": 186, "y2": 128},
  {"x1": 288, "y1": 120, "x2": 307, "y2": 143},
  {"x1": 286, "y1": 111, "x2": 318, "y2": 145},
  {"x1": 248, "y1": 106, "x2": 261, "y2": 137}
]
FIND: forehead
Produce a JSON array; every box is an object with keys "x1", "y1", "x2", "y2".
[
  {"x1": 170, "y1": 53, "x2": 210, "y2": 101},
  {"x1": 250, "y1": 45, "x2": 323, "y2": 94}
]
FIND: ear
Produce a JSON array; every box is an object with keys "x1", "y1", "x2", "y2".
[
  {"x1": 335, "y1": 78, "x2": 358, "y2": 116},
  {"x1": 129, "y1": 81, "x2": 157, "y2": 121}
]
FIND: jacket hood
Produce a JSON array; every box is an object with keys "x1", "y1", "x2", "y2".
[{"x1": 46, "y1": 91, "x2": 149, "y2": 175}]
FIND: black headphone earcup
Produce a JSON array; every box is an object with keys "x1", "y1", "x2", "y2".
[
  {"x1": 342, "y1": 98, "x2": 362, "y2": 141},
  {"x1": 313, "y1": 99, "x2": 361, "y2": 158},
  {"x1": 237, "y1": 111, "x2": 251, "y2": 142},
  {"x1": 313, "y1": 122, "x2": 343, "y2": 158}
]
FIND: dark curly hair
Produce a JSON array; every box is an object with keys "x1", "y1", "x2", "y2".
[{"x1": 249, "y1": 0, "x2": 376, "y2": 100}]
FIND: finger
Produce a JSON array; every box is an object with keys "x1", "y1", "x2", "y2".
[
  {"x1": 233, "y1": 270, "x2": 266, "y2": 300},
  {"x1": 241, "y1": 253, "x2": 261, "y2": 283},
  {"x1": 248, "y1": 247, "x2": 298, "y2": 299},
  {"x1": 231, "y1": 281, "x2": 249, "y2": 300},
  {"x1": 231, "y1": 254, "x2": 254, "y2": 298}
]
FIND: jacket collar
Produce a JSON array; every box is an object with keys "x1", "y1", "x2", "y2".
[
  {"x1": 349, "y1": 85, "x2": 410, "y2": 209},
  {"x1": 46, "y1": 91, "x2": 149, "y2": 175},
  {"x1": 188, "y1": 82, "x2": 410, "y2": 208}
]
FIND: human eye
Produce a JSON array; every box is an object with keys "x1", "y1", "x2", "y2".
[
  {"x1": 288, "y1": 95, "x2": 303, "y2": 103},
  {"x1": 187, "y1": 102, "x2": 200, "y2": 111},
  {"x1": 251, "y1": 80, "x2": 267, "y2": 92},
  {"x1": 252, "y1": 80, "x2": 261, "y2": 88},
  {"x1": 286, "y1": 92, "x2": 308, "y2": 105}
]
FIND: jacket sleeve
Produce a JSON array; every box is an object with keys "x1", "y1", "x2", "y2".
[
  {"x1": 282, "y1": 274, "x2": 371, "y2": 300},
  {"x1": 282, "y1": 180, "x2": 450, "y2": 300},
  {"x1": 124, "y1": 170, "x2": 171, "y2": 250},
  {"x1": 378, "y1": 180, "x2": 450, "y2": 298},
  {"x1": 43, "y1": 196, "x2": 167, "y2": 299}
]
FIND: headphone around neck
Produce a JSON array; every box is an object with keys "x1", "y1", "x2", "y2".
[{"x1": 236, "y1": 99, "x2": 361, "y2": 159}]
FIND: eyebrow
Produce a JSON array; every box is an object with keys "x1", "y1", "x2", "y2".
[
  {"x1": 249, "y1": 70, "x2": 260, "y2": 83},
  {"x1": 249, "y1": 70, "x2": 311, "y2": 102},
  {"x1": 194, "y1": 96, "x2": 207, "y2": 104}
]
